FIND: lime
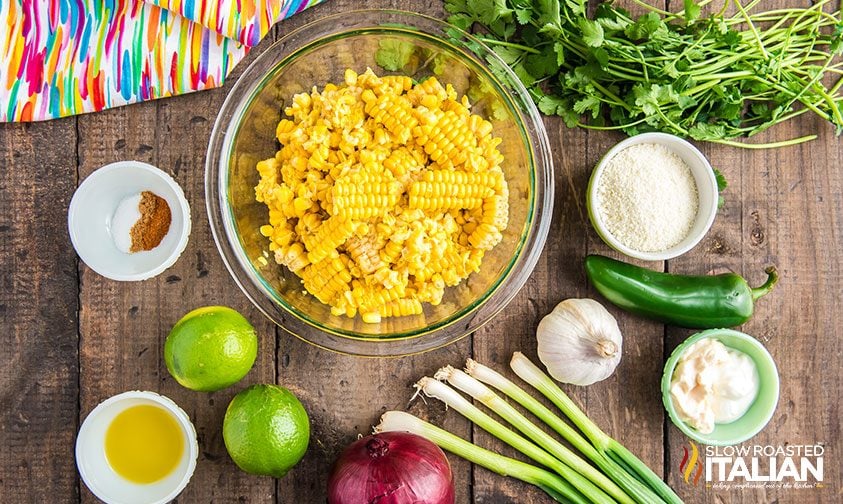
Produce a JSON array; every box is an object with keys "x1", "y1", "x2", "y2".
[
  {"x1": 223, "y1": 384, "x2": 310, "y2": 478},
  {"x1": 164, "y1": 306, "x2": 258, "y2": 392}
]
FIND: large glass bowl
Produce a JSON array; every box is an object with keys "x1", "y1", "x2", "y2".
[{"x1": 206, "y1": 10, "x2": 553, "y2": 356}]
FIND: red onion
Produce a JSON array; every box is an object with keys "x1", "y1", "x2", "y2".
[{"x1": 327, "y1": 432, "x2": 455, "y2": 504}]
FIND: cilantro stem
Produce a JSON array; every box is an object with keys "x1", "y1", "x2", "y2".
[
  {"x1": 590, "y1": 82, "x2": 631, "y2": 110},
  {"x1": 446, "y1": 0, "x2": 843, "y2": 147},
  {"x1": 691, "y1": 70, "x2": 755, "y2": 82},
  {"x1": 710, "y1": 134, "x2": 818, "y2": 149},
  {"x1": 476, "y1": 37, "x2": 543, "y2": 55},
  {"x1": 577, "y1": 118, "x2": 648, "y2": 130},
  {"x1": 829, "y1": 76, "x2": 843, "y2": 95},
  {"x1": 746, "y1": 108, "x2": 812, "y2": 135},
  {"x1": 627, "y1": 0, "x2": 671, "y2": 17}
]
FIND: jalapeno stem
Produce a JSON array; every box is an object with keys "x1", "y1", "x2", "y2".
[{"x1": 751, "y1": 266, "x2": 779, "y2": 301}]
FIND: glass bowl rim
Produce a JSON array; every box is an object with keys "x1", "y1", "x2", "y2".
[{"x1": 205, "y1": 9, "x2": 555, "y2": 356}]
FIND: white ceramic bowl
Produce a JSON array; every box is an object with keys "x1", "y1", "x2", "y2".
[
  {"x1": 68, "y1": 161, "x2": 191, "y2": 281},
  {"x1": 587, "y1": 133, "x2": 718, "y2": 261},
  {"x1": 75, "y1": 391, "x2": 199, "y2": 504}
]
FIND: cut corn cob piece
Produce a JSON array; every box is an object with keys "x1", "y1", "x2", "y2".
[
  {"x1": 332, "y1": 166, "x2": 402, "y2": 220},
  {"x1": 300, "y1": 255, "x2": 353, "y2": 305},
  {"x1": 364, "y1": 93, "x2": 418, "y2": 144},
  {"x1": 303, "y1": 216, "x2": 357, "y2": 264},
  {"x1": 380, "y1": 298, "x2": 423, "y2": 318},
  {"x1": 408, "y1": 170, "x2": 502, "y2": 211},
  {"x1": 274, "y1": 242, "x2": 310, "y2": 273},
  {"x1": 345, "y1": 232, "x2": 387, "y2": 276}
]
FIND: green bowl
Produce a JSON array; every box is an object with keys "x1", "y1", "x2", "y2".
[{"x1": 661, "y1": 329, "x2": 780, "y2": 446}]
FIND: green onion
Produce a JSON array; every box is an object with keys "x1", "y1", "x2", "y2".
[
  {"x1": 510, "y1": 352, "x2": 683, "y2": 504},
  {"x1": 375, "y1": 411, "x2": 580, "y2": 503},
  {"x1": 466, "y1": 359, "x2": 667, "y2": 504},
  {"x1": 417, "y1": 376, "x2": 615, "y2": 504},
  {"x1": 435, "y1": 366, "x2": 633, "y2": 504}
]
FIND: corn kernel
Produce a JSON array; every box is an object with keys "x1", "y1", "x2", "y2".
[{"x1": 253, "y1": 68, "x2": 508, "y2": 322}]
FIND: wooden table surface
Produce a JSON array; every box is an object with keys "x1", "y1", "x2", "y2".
[{"x1": 2, "y1": 0, "x2": 841, "y2": 502}]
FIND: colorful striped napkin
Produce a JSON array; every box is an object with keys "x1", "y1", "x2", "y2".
[{"x1": 0, "y1": 0, "x2": 325, "y2": 122}]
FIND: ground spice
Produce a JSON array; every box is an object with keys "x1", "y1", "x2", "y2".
[{"x1": 129, "y1": 191, "x2": 171, "y2": 252}]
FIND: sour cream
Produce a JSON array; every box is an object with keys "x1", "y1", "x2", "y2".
[{"x1": 669, "y1": 338, "x2": 759, "y2": 434}]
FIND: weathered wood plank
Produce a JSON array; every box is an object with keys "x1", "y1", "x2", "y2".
[
  {"x1": 264, "y1": 2, "x2": 472, "y2": 502},
  {"x1": 666, "y1": 112, "x2": 843, "y2": 502},
  {"x1": 0, "y1": 120, "x2": 80, "y2": 502},
  {"x1": 75, "y1": 91, "x2": 277, "y2": 502},
  {"x1": 275, "y1": 337, "x2": 473, "y2": 502},
  {"x1": 468, "y1": 117, "x2": 590, "y2": 503},
  {"x1": 3, "y1": 0, "x2": 843, "y2": 502},
  {"x1": 582, "y1": 132, "x2": 668, "y2": 476},
  {"x1": 469, "y1": 123, "x2": 667, "y2": 502}
]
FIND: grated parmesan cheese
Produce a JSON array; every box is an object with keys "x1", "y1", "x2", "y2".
[{"x1": 596, "y1": 143, "x2": 699, "y2": 253}]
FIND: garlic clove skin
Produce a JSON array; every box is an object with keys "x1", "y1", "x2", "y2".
[{"x1": 536, "y1": 298, "x2": 623, "y2": 386}]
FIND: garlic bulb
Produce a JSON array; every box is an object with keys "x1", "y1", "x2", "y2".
[{"x1": 536, "y1": 298, "x2": 622, "y2": 386}]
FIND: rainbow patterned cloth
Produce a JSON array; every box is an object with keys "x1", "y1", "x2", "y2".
[{"x1": 0, "y1": 0, "x2": 326, "y2": 122}]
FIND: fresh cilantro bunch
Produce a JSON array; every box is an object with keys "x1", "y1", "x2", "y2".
[{"x1": 445, "y1": 0, "x2": 843, "y2": 148}]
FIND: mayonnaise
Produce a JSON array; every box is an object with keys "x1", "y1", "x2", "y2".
[{"x1": 669, "y1": 338, "x2": 759, "y2": 434}]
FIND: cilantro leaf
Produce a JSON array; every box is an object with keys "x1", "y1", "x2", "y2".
[
  {"x1": 488, "y1": 17, "x2": 516, "y2": 38},
  {"x1": 713, "y1": 167, "x2": 727, "y2": 208},
  {"x1": 591, "y1": 47, "x2": 609, "y2": 68},
  {"x1": 579, "y1": 19, "x2": 605, "y2": 47},
  {"x1": 524, "y1": 50, "x2": 562, "y2": 79},
  {"x1": 573, "y1": 95, "x2": 602, "y2": 118},
  {"x1": 663, "y1": 60, "x2": 680, "y2": 78},
  {"x1": 714, "y1": 167, "x2": 728, "y2": 192},
  {"x1": 467, "y1": 0, "x2": 512, "y2": 25},
  {"x1": 538, "y1": 94, "x2": 565, "y2": 115},
  {"x1": 677, "y1": 94, "x2": 697, "y2": 110},
  {"x1": 553, "y1": 42, "x2": 566, "y2": 66},
  {"x1": 538, "y1": 94, "x2": 580, "y2": 126},
  {"x1": 831, "y1": 23, "x2": 843, "y2": 55},
  {"x1": 375, "y1": 39, "x2": 416, "y2": 72},
  {"x1": 688, "y1": 122, "x2": 727, "y2": 141},
  {"x1": 513, "y1": 64, "x2": 537, "y2": 87},
  {"x1": 536, "y1": 0, "x2": 564, "y2": 32},
  {"x1": 515, "y1": 8, "x2": 532, "y2": 25},
  {"x1": 598, "y1": 17, "x2": 630, "y2": 33},
  {"x1": 493, "y1": 46, "x2": 525, "y2": 65},
  {"x1": 562, "y1": 0, "x2": 585, "y2": 17},
  {"x1": 721, "y1": 29, "x2": 741, "y2": 49},
  {"x1": 683, "y1": 0, "x2": 701, "y2": 24},
  {"x1": 625, "y1": 12, "x2": 668, "y2": 41},
  {"x1": 634, "y1": 83, "x2": 681, "y2": 116}
]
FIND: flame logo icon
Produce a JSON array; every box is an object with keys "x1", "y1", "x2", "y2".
[{"x1": 679, "y1": 441, "x2": 704, "y2": 485}]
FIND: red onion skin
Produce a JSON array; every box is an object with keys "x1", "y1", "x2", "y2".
[{"x1": 327, "y1": 432, "x2": 455, "y2": 504}]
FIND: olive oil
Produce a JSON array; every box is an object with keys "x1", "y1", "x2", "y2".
[{"x1": 104, "y1": 405, "x2": 184, "y2": 483}]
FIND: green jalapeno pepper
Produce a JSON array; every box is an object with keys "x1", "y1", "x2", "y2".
[{"x1": 584, "y1": 254, "x2": 778, "y2": 328}]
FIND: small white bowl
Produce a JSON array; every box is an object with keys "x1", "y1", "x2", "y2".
[
  {"x1": 587, "y1": 133, "x2": 718, "y2": 261},
  {"x1": 68, "y1": 161, "x2": 191, "y2": 281},
  {"x1": 76, "y1": 391, "x2": 199, "y2": 504}
]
